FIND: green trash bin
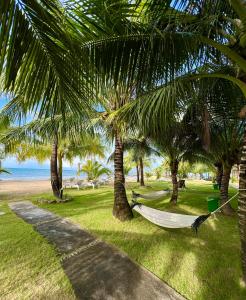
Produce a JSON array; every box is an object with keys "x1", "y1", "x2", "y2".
[
  {"x1": 213, "y1": 183, "x2": 219, "y2": 190},
  {"x1": 207, "y1": 197, "x2": 219, "y2": 212}
]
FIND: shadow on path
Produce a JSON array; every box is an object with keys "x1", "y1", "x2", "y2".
[{"x1": 9, "y1": 201, "x2": 185, "y2": 300}]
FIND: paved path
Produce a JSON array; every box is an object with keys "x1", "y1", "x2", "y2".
[{"x1": 9, "y1": 201, "x2": 185, "y2": 300}]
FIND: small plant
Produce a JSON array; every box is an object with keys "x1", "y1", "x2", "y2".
[
  {"x1": 78, "y1": 160, "x2": 111, "y2": 181},
  {"x1": 145, "y1": 171, "x2": 152, "y2": 181},
  {"x1": 154, "y1": 167, "x2": 162, "y2": 180}
]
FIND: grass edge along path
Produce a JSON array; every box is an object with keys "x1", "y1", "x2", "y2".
[
  {"x1": 9, "y1": 201, "x2": 185, "y2": 300},
  {"x1": 34, "y1": 180, "x2": 246, "y2": 300},
  {"x1": 0, "y1": 202, "x2": 75, "y2": 300}
]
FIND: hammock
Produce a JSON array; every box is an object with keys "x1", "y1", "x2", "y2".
[
  {"x1": 132, "y1": 190, "x2": 170, "y2": 200},
  {"x1": 131, "y1": 192, "x2": 239, "y2": 232}
]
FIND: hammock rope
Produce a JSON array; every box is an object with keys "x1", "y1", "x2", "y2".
[{"x1": 131, "y1": 190, "x2": 240, "y2": 232}]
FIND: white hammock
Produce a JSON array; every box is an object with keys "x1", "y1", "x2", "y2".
[
  {"x1": 133, "y1": 190, "x2": 170, "y2": 200},
  {"x1": 132, "y1": 192, "x2": 239, "y2": 231},
  {"x1": 133, "y1": 204, "x2": 199, "y2": 228}
]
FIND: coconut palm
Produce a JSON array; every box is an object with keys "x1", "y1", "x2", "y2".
[
  {"x1": 0, "y1": 1, "x2": 96, "y2": 198},
  {"x1": 65, "y1": 0, "x2": 200, "y2": 220},
  {"x1": 93, "y1": 84, "x2": 137, "y2": 221},
  {"x1": 0, "y1": 113, "x2": 98, "y2": 198},
  {"x1": 153, "y1": 117, "x2": 201, "y2": 204},
  {"x1": 154, "y1": 166, "x2": 162, "y2": 180},
  {"x1": 3, "y1": 0, "x2": 246, "y2": 280},
  {"x1": 200, "y1": 120, "x2": 245, "y2": 215},
  {"x1": 0, "y1": 168, "x2": 11, "y2": 174},
  {"x1": 0, "y1": 0, "x2": 92, "y2": 119},
  {"x1": 145, "y1": 171, "x2": 152, "y2": 181},
  {"x1": 123, "y1": 153, "x2": 135, "y2": 177},
  {"x1": 78, "y1": 160, "x2": 111, "y2": 181},
  {"x1": 124, "y1": 137, "x2": 159, "y2": 186}
]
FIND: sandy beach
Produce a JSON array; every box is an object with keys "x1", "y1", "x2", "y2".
[{"x1": 0, "y1": 180, "x2": 51, "y2": 197}]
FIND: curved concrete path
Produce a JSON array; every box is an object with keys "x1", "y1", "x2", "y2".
[{"x1": 10, "y1": 201, "x2": 185, "y2": 300}]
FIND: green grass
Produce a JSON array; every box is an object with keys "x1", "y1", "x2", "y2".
[
  {"x1": 0, "y1": 202, "x2": 75, "y2": 299},
  {"x1": 2, "y1": 180, "x2": 246, "y2": 299},
  {"x1": 32, "y1": 180, "x2": 246, "y2": 300}
]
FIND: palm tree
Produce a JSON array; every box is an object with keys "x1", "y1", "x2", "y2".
[
  {"x1": 123, "y1": 3, "x2": 246, "y2": 280},
  {"x1": 154, "y1": 166, "x2": 162, "y2": 180},
  {"x1": 3, "y1": 0, "x2": 246, "y2": 280},
  {"x1": 153, "y1": 119, "x2": 200, "y2": 204},
  {"x1": 0, "y1": 1, "x2": 91, "y2": 119},
  {"x1": 124, "y1": 137, "x2": 159, "y2": 186},
  {"x1": 123, "y1": 153, "x2": 135, "y2": 177},
  {"x1": 93, "y1": 85, "x2": 136, "y2": 221},
  {"x1": 65, "y1": 0, "x2": 196, "y2": 220},
  {"x1": 0, "y1": 116, "x2": 11, "y2": 175},
  {"x1": 0, "y1": 168, "x2": 11, "y2": 174},
  {"x1": 78, "y1": 160, "x2": 111, "y2": 181},
  {"x1": 0, "y1": 1, "x2": 99, "y2": 199},
  {"x1": 201, "y1": 120, "x2": 244, "y2": 215},
  {"x1": 0, "y1": 114, "x2": 98, "y2": 198}
]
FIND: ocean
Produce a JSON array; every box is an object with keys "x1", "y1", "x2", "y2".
[{"x1": 0, "y1": 168, "x2": 79, "y2": 181}]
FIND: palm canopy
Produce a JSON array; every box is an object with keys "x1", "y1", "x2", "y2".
[
  {"x1": 153, "y1": 119, "x2": 200, "y2": 165},
  {"x1": 124, "y1": 136, "x2": 160, "y2": 160},
  {"x1": 78, "y1": 160, "x2": 111, "y2": 181},
  {"x1": 66, "y1": 0, "x2": 203, "y2": 93},
  {"x1": 0, "y1": 0, "x2": 93, "y2": 118},
  {"x1": 116, "y1": 73, "x2": 246, "y2": 137},
  {"x1": 7, "y1": 133, "x2": 105, "y2": 161},
  {"x1": 69, "y1": 0, "x2": 246, "y2": 96},
  {"x1": 207, "y1": 119, "x2": 245, "y2": 168},
  {"x1": 0, "y1": 112, "x2": 93, "y2": 146}
]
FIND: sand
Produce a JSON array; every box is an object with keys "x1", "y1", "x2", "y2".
[{"x1": 0, "y1": 180, "x2": 51, "y2": 197}]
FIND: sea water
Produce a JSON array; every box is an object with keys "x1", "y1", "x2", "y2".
[{"x1": 0, "y1": 168, "x2": 78, "y2": 181}]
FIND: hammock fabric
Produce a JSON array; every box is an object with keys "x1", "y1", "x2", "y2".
[
  {"x1": 131, "y1": 202, "x2": 209, "y2": 232},
  {"x1": 132, "y1": 190, "x2": 170, "y2": 200},
  {"x1": 131, "y1": 190, "x2": 238, "y2": 232}
]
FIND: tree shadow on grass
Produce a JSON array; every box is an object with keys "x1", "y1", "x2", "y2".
[
  {"x1": 31, "y1": 184, "x2": 245, "y2": 299},
  {"x1": 90, "y1": 225, "x2": 246, "y2": 300}
]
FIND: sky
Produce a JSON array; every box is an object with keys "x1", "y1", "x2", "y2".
[
  {"x1": 0, "y1": 94, "x2": 79, "y2": 169},
  {"x1": 0, "y1": 94, "x2": 118, "y2": 170},
  {"x1": 0, "y1": 94, "x2": 161, "y2": 170}
]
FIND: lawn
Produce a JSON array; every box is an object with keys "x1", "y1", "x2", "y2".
[
  {"x1": 0, "y1": 202, "x2": 75, "y2": 299},
  {"x1": 1, "y1": 180, "x2": 246, "y2": 299},
  {"x1": 31, "y1": 180, "x2": 245, "y2": 300}
]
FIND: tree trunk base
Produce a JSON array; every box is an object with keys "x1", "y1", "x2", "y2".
[
  {"x1": 170, "y1": 197, "x2": 177, "y2": 205},
  {"x1": 221, "y1": 205, "x2": 235, "y2": 216},
  {"x1": 113, "y1": 202, "x2": 133, "y2": 221}
]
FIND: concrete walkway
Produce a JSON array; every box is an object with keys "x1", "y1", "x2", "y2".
[{"x1": 10, "y1": 201, "x2": 185, "y2": 300}]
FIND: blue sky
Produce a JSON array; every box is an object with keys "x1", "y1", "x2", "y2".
[
  {"x1": 0, "y1": 95, "x2": 161, "y2": 170},
  {"x1": 0, "y1": 95, "x2": 51, "y2": 169},
  {"x1": 0, "y1": 94, "x2": 115, "y2": 170}
]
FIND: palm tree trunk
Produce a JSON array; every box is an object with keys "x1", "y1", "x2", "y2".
[
  {"x1": 136, "y1": 163, "x2": 140, "y2": 182},
  {"x1": 58, "y1": 152, "x2": 63, "y2": 199},
  {"x1": 170, "y1": 160, "x2": 179, "y2": 204},
  {"x1": 113, "y1": 131, "x2": 133, "y2": 221},
  {"x1": 50, "y1": 139, "x2": 61, "y2": 199},
  {"x1": 215, "y1": 162, "x2": 223, "y2": 189},
  {"x1": 239, "y1": 128, "x2": 246, "y2": 284},
  {"x1": 139, "y1": 157, "x2": 145, "y2": 186},
  {"x1": 220, "y1": 164, "x2": 234, "y2": 215}
]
